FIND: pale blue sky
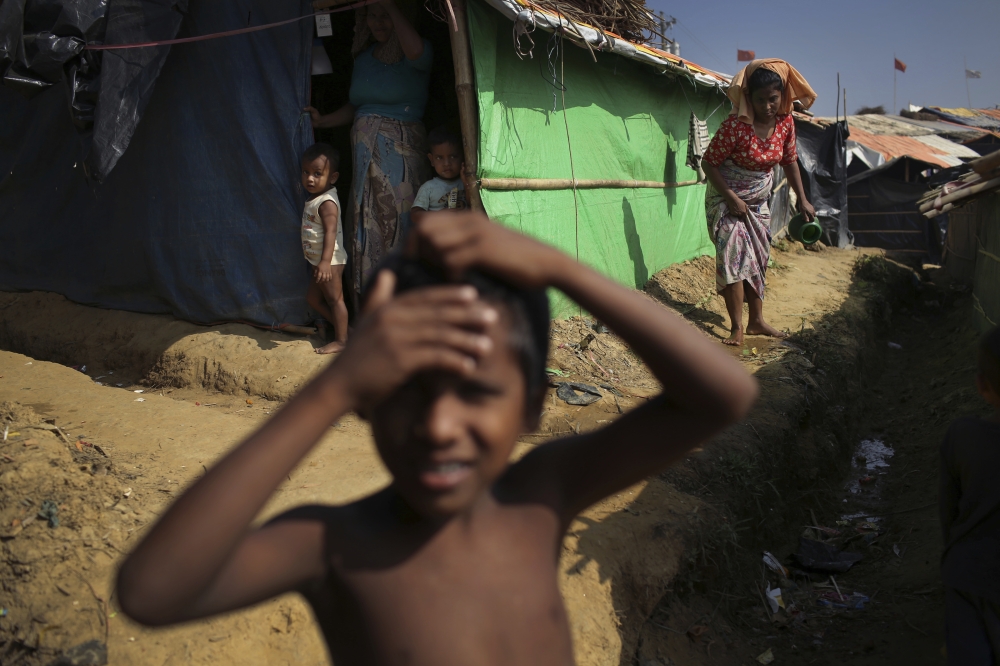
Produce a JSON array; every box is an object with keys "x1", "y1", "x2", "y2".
[{"x1": 647, "y1": 0, "x2": 1000, "y2": 117}]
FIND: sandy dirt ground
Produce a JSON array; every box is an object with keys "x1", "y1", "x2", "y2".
[{"x1": 2, "y1": 241, "x2": 954, "y2": 666}]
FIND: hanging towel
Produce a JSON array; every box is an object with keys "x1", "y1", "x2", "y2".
[{"x1": 687, "y1": 113, "x2": 710, "y2": 180}]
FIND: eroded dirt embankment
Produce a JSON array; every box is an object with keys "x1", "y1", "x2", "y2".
[
  {"x1": 0, "y1": 294, "x2": 327, "y2": 401},
  {"x1": 0, "y1": 243, "x2": 915, "y2": 666}
]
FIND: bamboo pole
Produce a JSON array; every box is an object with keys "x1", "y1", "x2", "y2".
[
  {"x1": 479, "y1": 177, "x2": 703, "y2": 191},
  {"x1": 919, "y1": 176, "x2": 1000, "y2": 215},
  {"x1": 448, "y1": 0, "x2": 483, "y2": 211},
  {"x1": 971, "y1": 148, "x2": 1000, "y2": 176}
]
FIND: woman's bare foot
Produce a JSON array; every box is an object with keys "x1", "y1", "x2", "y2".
[
  {"x1": 724, "y1": 328, "x2": 744, "y2": 346},
  {"x1": 745, "y1": 321, "x2": 789, "y2": 339},
  {"x1": 315, "y1": 341, "x2": 345, "y2": 355}
]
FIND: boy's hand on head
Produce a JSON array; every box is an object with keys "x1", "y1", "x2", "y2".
[
  {"x1": 327, "y1": 270, "x2": 498, "y2": 413},
  {"x1": 410, "y1": 212, "x2": 563, "y2": 288}
]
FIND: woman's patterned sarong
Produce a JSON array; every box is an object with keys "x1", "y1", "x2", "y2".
[{"x1": 705, "y1": 160, "x2": 773, "y2": 300}]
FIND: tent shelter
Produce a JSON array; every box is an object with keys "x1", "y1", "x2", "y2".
[
  {"x1": 846, "y1": 156, "x2": 947, "y2": 262},
  {"x1": 1, "y1": 0, "x2": 729, "y2": 323},
  {"x1": 923, "y1": 150, "x2": 1000, "y2": 331}
]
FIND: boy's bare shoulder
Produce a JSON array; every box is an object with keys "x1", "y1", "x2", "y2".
[{"x1": 268, "y1": 493, "x2": 383, "y2": 532}]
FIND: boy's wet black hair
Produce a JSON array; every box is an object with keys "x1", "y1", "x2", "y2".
[
  {"x1": 302, "y1": 143, "x2": 340, "y2": 173},
  {"x1": 748, "y1": 67, "x2": 784, "y2": 95},
  {"x1": 427, "y1": 126, "x2": 463, "y2": 153},
  {"x1": 979, "y1": 326, "x2": 1000, "y2": 393},
  {"x1": 366, "y1": 255, "x2": 550, "y2": 415}
]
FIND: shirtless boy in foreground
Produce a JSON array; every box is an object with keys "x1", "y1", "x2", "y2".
[{"x1": 117, "y1": 213, "x2": 758, "y2": 665}]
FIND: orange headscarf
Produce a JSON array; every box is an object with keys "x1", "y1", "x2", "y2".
[{"x1": 727, "y1": 59, "x2": 817, "y2": 124}]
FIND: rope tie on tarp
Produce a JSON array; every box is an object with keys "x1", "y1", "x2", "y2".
[{"x1": 84, "y1": 1, "x2": 379, "y2": 51}]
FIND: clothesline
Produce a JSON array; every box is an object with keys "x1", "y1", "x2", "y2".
[{"x1": 84, "y1": 0, "x2": 377, "y2": 51}]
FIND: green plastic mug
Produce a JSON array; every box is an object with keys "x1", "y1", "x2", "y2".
[{"x1": 788, "y1": 213, "x2": 823, "y2": 245}]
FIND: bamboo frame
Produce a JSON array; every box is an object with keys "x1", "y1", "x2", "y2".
[
  {"x1": 919, "y1": 176, "x2": 1000, "y2": 216},
  {"x1": 447, "y1": 0, "x2": 483, "y2": 211},
  {"x1": 479, "y1": 177, "x2": 703, "y2": 191}
]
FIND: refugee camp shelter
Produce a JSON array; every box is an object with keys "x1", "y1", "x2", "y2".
[
  {"x1": 918, "y1": 106, "x2": 1000, "y2": 157},
  {"x1": 923, "y1": 149, "x2": 1000, "y2": 331},
  {"x1": 815, "y1": 113, "x2": 983, "y2": 175},
  {"x1": 0, "y1": 0, "x2": 730, "y2": 323},
  {"x1": 846, "y1": 156, "x2": 948, "y2": 261}
]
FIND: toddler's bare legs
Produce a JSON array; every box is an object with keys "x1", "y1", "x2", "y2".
[{"x1": 306, "y1": 265, "x2": 349, "y2": 354}]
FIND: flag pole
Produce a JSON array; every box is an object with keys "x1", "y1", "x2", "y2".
[
  {"x1": 965, "y1": 56, "x2": 972, "y2": 108},
  {"x1": 892, "y1": 53, "x2": 898, "y2": 113}
]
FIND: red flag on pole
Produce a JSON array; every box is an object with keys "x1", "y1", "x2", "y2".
[
  {"x1": 894, "y1": 58, "x2": 907, "y2": 73},
  {"x1": 737, "y1": 49, "x2": 755, "y2": 62}
]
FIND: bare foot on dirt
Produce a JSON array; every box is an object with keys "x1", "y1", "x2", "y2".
[
  {"x1": 724, "y1": 328, "x2": 744, "y2": 346},
  {"x1": 745, "y1": 321, "x2": 789, "y2": 339},
  {"x1": 315, "y1": 341, "x2": 345, "y2": 355}
]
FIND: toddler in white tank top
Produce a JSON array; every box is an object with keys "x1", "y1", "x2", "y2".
[{"x1": 300, "y1": 144, "x2": 348, "y2": 354}]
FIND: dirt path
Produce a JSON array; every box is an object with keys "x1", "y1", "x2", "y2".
[{"x1": 1, "y1": 242, "x2": 904, "y2": 666}]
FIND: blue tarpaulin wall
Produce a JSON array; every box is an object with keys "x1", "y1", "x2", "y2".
[{"x1": 0, "y1": 0, "x2": 314, "y2": 325}]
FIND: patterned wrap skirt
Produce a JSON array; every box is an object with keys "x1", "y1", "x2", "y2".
[
  {"x1": 705, "y1": 160, "x2": 773, "y2": 300},
  {"x1": 349, "y1": 114, "x2": 431, "y2": 304}
]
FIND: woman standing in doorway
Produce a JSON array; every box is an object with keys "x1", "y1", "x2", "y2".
[
  {"x1": 703, "y1": 59, "x2": 817, "y2": 346},
  {"x1": 307, "y1": 0, "x2": 432, "y2": 308}
]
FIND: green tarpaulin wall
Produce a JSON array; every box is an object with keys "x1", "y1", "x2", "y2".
[{"x1": 468, "y1": 0, "x2": 728, "y2": 315}]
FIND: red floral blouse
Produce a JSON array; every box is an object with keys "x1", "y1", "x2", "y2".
[{"x1": 703, "y1": 114, "x2": 798, "y2": 172}]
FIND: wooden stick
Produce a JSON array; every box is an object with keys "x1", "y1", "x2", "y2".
[
  {"x1": 479, "y1": 177, "x2": 702, "y2": 191},
  {"x1": 971, "y1": 149, "x2": 1000, "y2": 176},
  {"x1": 442, "y1": 0, "x2": 458, "y2": 32},
  {"x1": 919, "y1": 176, "x2": 1000, "y2": 214},
  {"x1": 448, "y1": 0, "x2": 483, "y2": 211}
]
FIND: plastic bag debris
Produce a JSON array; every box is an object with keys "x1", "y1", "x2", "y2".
[
  {"x1": 38, "y1": 499, "x2": 59, "y2": 528},
  {"x1": 765, "y1": 585, "x2": 785, "y2": 613},
  {"x1": 790, "y1": 537, "x2": 863, "y2": 573},
  {"x1": 134, "y1": 397, "x2": 145, "y2": 402},
  {"x1": 555, "y1": 382, "x2": 602, "y2": 406},
  {"x1": 762, "y1": 551, "x2": 789, "y2": 577},
  {"x1": 818, "y1": 591, "x2": 869, "y2": 610},
  {"x1": 49, "y1": 639, "x2": 108, "y2": 666},
  {"x1": 756, "y1": 648, "x2": 775, "y2": 664}
]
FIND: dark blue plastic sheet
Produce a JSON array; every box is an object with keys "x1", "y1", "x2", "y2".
[
  {"x1": 0, "y1": 0, "x2": 315, "y2": 325},
  {"x1": 795, "y1": 119, "x2": 850, "y2": 248},
  {"x1": 846, "y1": 157, "x2": 945, "y2": 262}
]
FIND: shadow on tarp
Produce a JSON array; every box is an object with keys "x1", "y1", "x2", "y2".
[{"x1": 0, "y1": 0, "x2": 315, "y2": 326}]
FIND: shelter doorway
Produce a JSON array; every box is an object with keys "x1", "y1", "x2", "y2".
[{"x1": 309, "y1": 10, "x2": 460, "y2": 217}]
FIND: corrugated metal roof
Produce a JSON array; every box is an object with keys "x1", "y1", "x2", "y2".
[
  {"x1": 978, "y1": 108, "x2": 1000, "y2": 122},
  {"x1": 814, "y1": 114, "x2": 932, "y2": 135},
  {"x1": 913, "y1": 134, "x2": 980, "y2": 159},
  {"x1": 482, "y1": 0, "x2": 730, "y2": 90},
  {"x1": 845, "y1": 127, "x2": 969, "y2": 168},
  {"x1": 891, "y1": 116, "x2": 988, "y2": 142},
  {"x1": 814, "y1": 113, "x2": 991, "y2": 144},
  {"x1": 845, "y1": 114, "x2": 934, "y2": 136},
  {"x1": 923, "y1": 107, "x2": 1000, "y2": 130}
]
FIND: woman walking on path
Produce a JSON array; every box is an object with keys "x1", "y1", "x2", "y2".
[
  {"x1": 703, "y1": 59, "x2": 817, "y2": 346},
  {"x1": 307, "y1": 0, "x2": 432, "y2": 310}
]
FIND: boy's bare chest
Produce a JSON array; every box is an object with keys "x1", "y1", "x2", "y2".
[{"x1": 308, "y1": 507, "x2": 576, "y2": 665}]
